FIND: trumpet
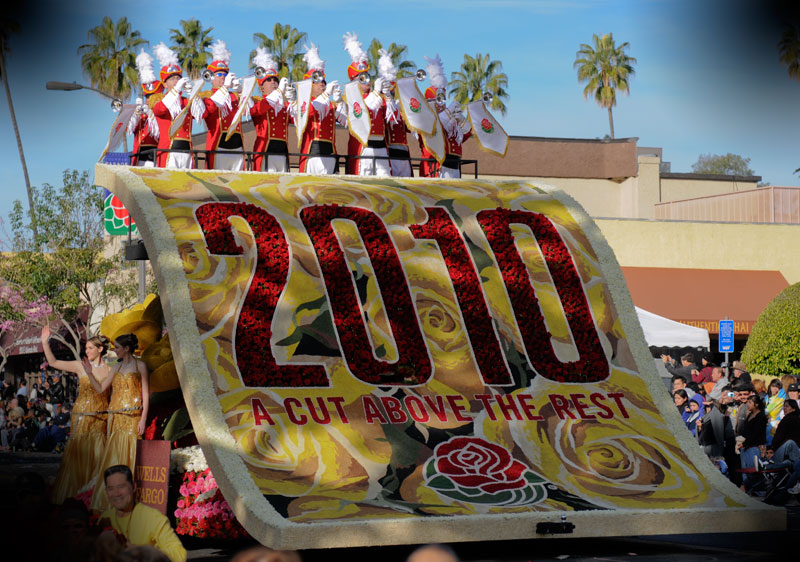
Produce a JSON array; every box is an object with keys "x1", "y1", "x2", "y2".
[
  {"x1": 415, "y1": 69, "x2": 427, "y2": 81},
  {"x1": 230, "y1": 67, "x2": 268, "y2": 92},
  {"x1": 482, "y1": 91, "x2": 494, "y2": 104},
  {"x1": 310, "y1": 70, "x2": 325, "y2": 84},
  {"x1": 181, "y1": 81, "x2": 194, "y2": 97},
  {"x1": 357, "y1": 73, "x2": 370, "y2": 85},
  {"x1": 436, "y1": 91, "x2": 446, "y2": 105},
  {"x1": 111, "y1": 98, "x2": 123, "y2": 112},
  {"x1": 202, "y1": 69, "x2": 213, "y2": 81}
]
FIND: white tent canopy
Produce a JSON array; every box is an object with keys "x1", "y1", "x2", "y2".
[{"x1": 635, "y1": 306, "x2": 710, "y2": 349}]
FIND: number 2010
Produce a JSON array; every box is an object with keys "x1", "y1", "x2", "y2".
[{"x1": 195, "y1": 203, "x2": 610, "y2": 389}]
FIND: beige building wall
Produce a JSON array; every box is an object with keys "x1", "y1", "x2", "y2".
[
  {"x1": 596, "y1": 218, "x2": 800, "y2": 284},
  {"x1": 661, "y1": 176, "x2": 759, "y2": 203}
]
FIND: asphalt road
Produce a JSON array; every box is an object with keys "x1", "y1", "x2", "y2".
[{"x1": 1, "y1": 450, "x2": 797, "y2": 561}]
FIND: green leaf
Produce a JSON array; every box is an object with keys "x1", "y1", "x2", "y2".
[{"x1": 162, "y1": 407, "x2": 192, "y2": 442}]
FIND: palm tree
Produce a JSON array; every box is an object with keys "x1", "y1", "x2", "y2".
[
  {"x1": 170, "y1": 19, "x2": 214, "y2": 80},
  {"x1": 449, "y1": 53, "x2": 510, "y2": 116},
  {"x1": 574, "y1": 33, "x2": 636, "y2": 139},
  {"x1": 779, "y1": 26, "x2": 800, "y2": 82},
  {"x1": 366, "y1": 38, "x2": 415, "y2": 79},
  {"x1": 0, "y1": 16, "x2": 36, "y2": 241},
  {"x1": 78, "y1": 16, "x2": 147, "y2": 103},
  {"x1": 251, "y1": 23, "x2": 307, "y2": 81}
]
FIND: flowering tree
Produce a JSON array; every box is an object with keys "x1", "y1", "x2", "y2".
[{"x1": 0, "y1": 169, "x2": 140, "y2": 355}]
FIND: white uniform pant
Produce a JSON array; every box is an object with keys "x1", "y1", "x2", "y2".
[
  {"x1": 136, "y1": 160, "x2": 155, "y2": 168},
  {"x1": 264, "y1": 154, "x2": 289, "y2": 173},
  {"x1": 306, "y1": 156, "x2": 336, "y2": 175},
  {"x1": 388, "y1": 147, "x2": 412, "y2": 177},
  {"x1": 167, "y1": 151, "x2": 192, "y2": 169},
  {"x1": 215, "y1": 149, "x2": 244, "y2": 171},
  {"x1": 358, "y1": 146, "x2": 391, "y2": 177},
  {"x1": 440, "y1": 165, "x2": 461, "y2": 179}
]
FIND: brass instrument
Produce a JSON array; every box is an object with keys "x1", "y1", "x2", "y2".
[
  {"x1": 111, "y1": 98, "x2": 123, "y2": 112},
  {"x1": 357, "y1": 73, "x2": 370, "y2": 85},
  {"x1": 415, "y1": 69, "x2": 427, "y2": 81},
  {"x1": 482, "y1": 92, "x2": 494, "y2": 104}
]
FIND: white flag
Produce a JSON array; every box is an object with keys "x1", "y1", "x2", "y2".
[
  {"x1": 169, "y1": 78, "x2": 204, "y2": 139},
  {"x1": 98, "y1": 104, "x2": 136, "y2": 162},
  {"x1": 466, "y1": 101, "x2": 508, "y2": 157},
  {"x1": 294, "y1": 79, "x2": 313, "y2": 149},
  {"x1": 395, "y1": 77, "x2": 435, "y2": 136},
  {"x1": 420, "y1": 113, "x2": 446, "y2": 164},
  {"x1": 225, "y1": 76, "x2": 258, "y2": 141},
  {"x1": 343, "y1": 81, "x2": 371, "y2": 146}
]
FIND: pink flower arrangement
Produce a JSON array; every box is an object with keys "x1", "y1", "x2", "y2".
[{"x1": 173, "y1": 467, "x2": 248, "y2": 539}]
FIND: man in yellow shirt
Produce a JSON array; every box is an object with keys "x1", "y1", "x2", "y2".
[{"x1": 99, "y1": 465, "x2": 187, "y2": 562}]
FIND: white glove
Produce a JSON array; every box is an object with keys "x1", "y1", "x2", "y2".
[
  {"x1": 447, "y1": 101, "x2": 460, "y2": 114},
  {"x1": 134, "y1": 97, "x2": 144, "y2": 114},
  {"x1": 325, "y1": 80, "x2": 338, "y2": 96},
  {"x1": 373, "y1": 77, "x2": 385, "y2": 93},
  {"x1": 381, "y1": 79, "x2": 391, "y2": 95},
  {"x1": 330, "y1": 84, "x2": 342, "y2": 103},
  {"x1": 224, "y1": 72, "x2": 235, "y2": 89},
  {"x1": 174, "y1": 77, "x2": 189, "y2": 93},
  {"x1": 285, "y1": 85, "x2": 296, "y2": 102},
  {"x1": 278, "y1": 77, "x2": 289, "y2": 94}
]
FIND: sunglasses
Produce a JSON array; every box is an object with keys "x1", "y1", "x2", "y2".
[{"x1": 264, "y1": 76, "x2": 279, "y2": 83}]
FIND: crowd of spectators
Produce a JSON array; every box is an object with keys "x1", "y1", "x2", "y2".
[
  {"x1": 0, "y1": 368, "x2": 78, "y2": 452},
  {"x1": 662, "y1": 352, "x2": 800, "y2": 499}
]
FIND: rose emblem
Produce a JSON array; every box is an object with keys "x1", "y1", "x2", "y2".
[
  {"x1": 409, "y1": 97, "x2": 421, "y2": 113},
  {"x1": 104, "y1": 192, "x2": 137, "y2": 235},
  {"x1": 424, "y1": 436, "x2": 546, "y2": 506},
  {"x1": 353, "y1": 102, "x2": 363, "y2": 119},
  {"x1": 300, "y1": 101, "x2": 307, "y2": 116},
  {"x1": 480, "y1": 118, "x2": 493, "y2": 134}
]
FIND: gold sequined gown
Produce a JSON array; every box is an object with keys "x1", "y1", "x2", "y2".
[
  {"x1": 90, "y1": 366, "x2": 143, "y2": 512},
  {"x1": 51, "y1": 370, "x2": 109, "y2": 504}
]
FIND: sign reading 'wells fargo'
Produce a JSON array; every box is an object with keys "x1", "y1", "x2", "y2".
[{"x1": 96, "y1": 166, "x2": 782, "y2": 547}]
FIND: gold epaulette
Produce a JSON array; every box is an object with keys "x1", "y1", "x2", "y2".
[
  {"x1": 198, "y1": 90, "x2": 213, "y2": 99},
  {"x1": 147, "y1": 92, "x2": 164, "y2": 109},
  {"x1": 251, "y1": 95, "x2": 262, "y2": 103}
]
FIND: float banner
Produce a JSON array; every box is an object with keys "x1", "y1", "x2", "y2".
[
  {"x1": 96, "y1": 166, "x2": 784, "y2": 548},
  {"x1": 135, "y1": 440, "x2": 171, "y2": 514},
  {"x1": 467, "y1": 101, "x2": 509, "y2": 157},
  {"x1": 99, "y1": 104, "x2": 136, "y2": 162},
  {"x1": 343, "y1": 81, "x2": 371, "y2": 146}
]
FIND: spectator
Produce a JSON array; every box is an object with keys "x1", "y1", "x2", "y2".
[
  {"x1": 16, "y1": 378, "x2": 28, "y2": 402},
  {"x1": 770, "y1": 399, "x2": 800, "y2": 494},
  {"x1": 766, "y1": 378, "x2": 785, "y2": 443},
  {"x1": 737, "y1": 394, "x2": 767, "y2": 491},
  {"x1": 731, "y1": 382, "x2": 755, "y2": 436},
  {"x1": 97, "y1": 465, "x2": 186, "y2": 562},
  {"x1": 50, "y1": 372, "x2": 66, "y2": 405},
  {"x1": 2, "y1": 379, "x2": 16, "y2": 400},
  {"x1": 707, "y1": 367, "x2": 729, "y2": 401},
  {"x1": 672, "y1": 376, "x2": 695, "y2": 398},
  {"x1": 693, "y1": 353, "x2": 715, "y2": 385},
  {"x1": 685, "y1": 394, "x2": 704, "y2": 437},
  {"x1": 731, "y1": 361, "x2": 752, "y2": 384},
  {"x1": 753, "y1": 379, "x2": 766, "y2": 400},
  {"x1": 674, "y1": 389, "x2": 689, "y2": 416},
  {"x1": 408, "y1": 544, "x2": 460, "y2": 562},
  {"x1": 661, "y1": 352, "x2": 697, "y2": 381}
]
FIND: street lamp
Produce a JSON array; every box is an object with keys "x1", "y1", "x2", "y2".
[
  {"x1": 47, "y1": 80, "x2": 146, "y2": 302},
  {"x1": 46, "y1": 81, "x2": 123, "y2": 111}
]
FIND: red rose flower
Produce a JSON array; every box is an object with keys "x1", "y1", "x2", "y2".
[{"x1": 433, "y1": 436, "x2": 528, "y2": 494}]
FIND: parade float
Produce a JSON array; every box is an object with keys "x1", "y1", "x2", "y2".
[{"x1": 92, "y1": 164, "x2": 785, "y2": 548}]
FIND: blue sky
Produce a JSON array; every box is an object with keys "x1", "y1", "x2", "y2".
[{"x1": 1, "y1": 0, "x2": 799, "y2": 231}]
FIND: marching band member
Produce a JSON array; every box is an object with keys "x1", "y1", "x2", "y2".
[
  {"x1": 377, "y1": 48, "x2": 412, "y2": 177},
  {"x1": 151, "y1": 43, "x2": 206, "y2": 168},
  {"x1": 342, "y1": 32, "x2": 392, "y2": 176},
  {"x1": 249, "y1": 48, "x2": 292, "y2": 172},
  {"x1": 128, "y1": 49, "x2": 161, "y2": 167},
  {"x1": 422, "y1": 55, "x2": 471, "y2": 179},
  {"x1": 200, "y1": 40, "x2": 244, "y2": 171},
  {"x1": 294, "y1": 43, "x2": 346, "y2": 174},
  {"x1": 418, "y1": 55, "x2": 446, "y2": 178}
]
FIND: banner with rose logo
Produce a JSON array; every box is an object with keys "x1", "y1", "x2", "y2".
[
  {"x1": 95, "y1": 165, "x2": 783, "y2": 548},
  {"x1": 466, "y1": 100, "x2": 508, "y2": 157}
]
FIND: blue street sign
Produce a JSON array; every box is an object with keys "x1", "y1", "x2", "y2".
[{"x1": 719, "y1": 320, "x2": 734, "y2": 353}]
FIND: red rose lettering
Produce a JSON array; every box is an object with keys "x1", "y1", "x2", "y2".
[
  {"x1": 196, "y1": 202, "x2": 329, "y2": 388},
  {"x1": 476, "y1": 208, "x2": 609, "y2": 383}
]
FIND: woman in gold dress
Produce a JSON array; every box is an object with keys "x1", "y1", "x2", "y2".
[
  {"x1": 86, "y1": 333, "x2": 150, "y2": 512},
  {"x1": 42, "y1": 326, "x2": 111, "y2": 504}
]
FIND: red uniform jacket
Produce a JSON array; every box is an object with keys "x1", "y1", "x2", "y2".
[
  {"x1": 250, "y1": 94, "x2": 291, "y2": 171},
  {"x1": 299, "y1": 99, "x2": 337, "y2": 173},
  {"x1": 130, "y1": 111, "x2": 159, "y2": 166},
  {"x1": 152, "y1": 92, "x2": 197, "y2": 168},
  {"x1": 202, "y1": 89, "x2": 244, "y2": 169}
]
